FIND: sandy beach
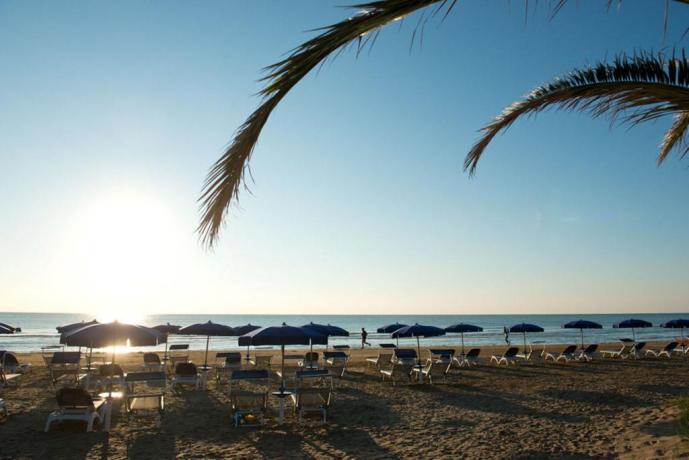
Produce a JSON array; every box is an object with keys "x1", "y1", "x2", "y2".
[{"x1": 0, "y1": 343, "x2": 687, "y2": 459}]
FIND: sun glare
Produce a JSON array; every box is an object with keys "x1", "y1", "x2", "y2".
[{"x1": 61, "y1": 187, "x2": 179, "y2": 321}]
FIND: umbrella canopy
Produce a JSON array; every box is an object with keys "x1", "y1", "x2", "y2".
[
  {"x1": 377, "y1": 323, "x2": 408, "y2": 333},
  {"x1": 509, "y1": 323, "x2": 544, "y2": 352},
  {"x1": 60, "y1": 321, "x2": 165, "y2": 348},
  {"x1": 301, "y1": 322, "x2": 349, "y2": 351},
  {"x1": 238, "y1": 323, "x2": 326, "y2": 391},
  {"x1": 0, "y1": 323, "x2": 20, "y2": 333},
  {"x1": 660, "y1": 319, "x2": 689, "y2": 329},
  {"x1": 152, "y1": 323, "x2": 181, "y2": 334},
  {"x1": 391, "y1": 324, "x2": 445, "y2": 365},
  {"x1": 56, "y1": 319, "x2": 98, "y2": 334},
  {"x1": 178, "y1": 321, "x2": 236, "y2": 369},
  {"x1": 445, "y1": 323, "x2": 483, "y2": 354},
  {"x1": 613, "y1": 318, "x2": 652, "y2": 340},
  {"x1": 0, "y1": 325, "x2": 14, "y2": 334},
  {"x1": 233, "y1": 323, "x2": 261, "y2": 336},
  {"x1": 562, "y1": 320, "x2": 602, "y2": 348}
]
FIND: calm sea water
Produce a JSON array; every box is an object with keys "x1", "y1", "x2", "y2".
[{"x1": 0, "y1": 312, "x2": 686, "y2": 353}]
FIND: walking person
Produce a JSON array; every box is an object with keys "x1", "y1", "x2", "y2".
[{"x1": 361, "y1": 328, "x2": 371, "y2": 349}]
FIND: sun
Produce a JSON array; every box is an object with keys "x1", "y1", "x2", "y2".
[{"x1": 62, "y1": 186, "x2": 179, "y2": 322}]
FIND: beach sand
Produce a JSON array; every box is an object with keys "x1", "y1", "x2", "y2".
[{"x1": 1, "y1": 343, "x2": 688, "y2": 459}]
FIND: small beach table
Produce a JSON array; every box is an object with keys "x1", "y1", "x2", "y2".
[{"x1": 271, "y1": 390, "x2": 292, "y2": 424}]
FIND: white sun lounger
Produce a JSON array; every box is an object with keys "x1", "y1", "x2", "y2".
[
  {"x1": 645, "y1": 342, "x2": 678, "y2": 358},
  {"x1": 490, "y1": 347, "x2": 519, "y2": 365},
  {"x1": 544, "y1": 345, "x2": 578, "y2": 363},
  {"x1": 45, "y1": 388, "x2": 108, "y2": 432}
]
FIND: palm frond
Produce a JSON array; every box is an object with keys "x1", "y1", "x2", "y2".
[
  {"x1": 198, "y1": 0, "x2": 453, "y2": 248},
  {"x1": 464, "y1": 52, "x2": 689, "y2": 175}
]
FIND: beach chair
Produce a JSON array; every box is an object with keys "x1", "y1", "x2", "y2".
[
  {"x1": 516, "y1": 346, "x2": 539, "y2": 361},
  {"x1": 44, "y1": 387, "x2": 108, "y2": 432},
  {"x1": 645, "y1": 342, "x2": 678, "y2": 359},
  {"x1": 392, "y1": 349, "x2": 418, "y2": 364},
  {"x1": 0, "y1": 368, "x2": 20, "y2": 388},
  {"x1": 490, "y1": 347, "x2": 519, "y2": 366},
  {"x1": 323, "y1": 351, "x2": 348, "y2": 377},
  {"x1": 412, "y1": 359, "x2": 450, "y2": 384},
  {"x1": 49, "y1": 352, "x2": 85, "y2": 386},
  {"x1": 171, "y1": 362, "x2": 200, "y2": 390},
  {"x1": 250, "y1": 355, "x2": 272, "y2": 369},
  {"x1": 427, "y1": 349, "x2": 454, "y2": 366},
  {"x1": 299, "y1": 352, "x2": 319, "y2": 369},
  {"x1": 215, "y1": 352, "x2": 243, "y2": 383},
  {"x1": 0, "y1": 351, "x2": 31, "y2": 374},
  {"x1": 600, "y1": 343, "x2": 632, "y2": 359},
  {"x1": 380, "y1": 361, "x2": 414, "y2": 385},
  {"x1": 544, "y1": 345, "x2": 578, "y2": 363},
  {"x1": 94, "y1": 364, "x2": 125, "y2": 390},
  {"x1": 229, "y1": 370, "x2": 269, "y2": 427},
  {"x1": 365, "y1": 351, "x2": 393, "y2": 369},
  {"x1": 453, "y1": 348, "x2": 481, "y2": 367},
  {"x1": 291, "y1": 388, "x2": 332, "y2": 424},
  {"x1": 626, "y1": 342, "x2": 647, "y2": 359},
  {"x1": 41, "y1": 345, "x2": 64, "y2": 367},
  {"x1": 168, "y1": 344, "x2": 190, "y2": 370},
  {"x1": 576, "y1": 344, "x2": 599, "y2": 361},
  {"x1": 124, "y1": 373, "x2": 166, "y2": 429},
  {"x1": 142, "y1": 353, "x2": 164, "y2": 372}
]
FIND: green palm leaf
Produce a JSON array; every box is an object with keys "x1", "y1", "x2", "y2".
[
  {"x1": 465, "y1": 53, "x2": 689, "y2": 175},
  {"x1": 198, "y1": 0, "x2": 453, "y2": 248}
]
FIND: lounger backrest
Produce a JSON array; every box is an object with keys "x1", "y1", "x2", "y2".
[
  {"x1": 394, "y1": 349, "x2": 417, "y2": 360},
  {"x1": 304, "y1": 352, "x2": 319, "y2": 363},
  {"x1": 169, "y1": 344, "x2": 189, "y2": 351},
  {"x1": 504, "y1": 347, "x2": 519, "y2": 357},
  {"x1": 634, "y1": 342, "x2": 647, "y2": 352},
  {"x1": 143, "y1": 353, "x2": 161, "y2": 364},
  {"x1": 175, "y1": 362, "x2": 198, "y2": 376},
  {"x1": 296, "y1": 369, "x2": 330, "y2": 379},
  {"x1": 429, "y1": 349, "x2": 454, "y2": 358},
  {"x1": 231, "y1": 369, "x2": 269, "y2": 381},
  {"x1": 562, "y1": 345, "x2": 577, "y2": 355},
  {"x1": 664, "y1": 342, "x2": 678, "y2": 352},
  {"x1": 56, "y1": 388, "x2": 95, "y2": 410},
  {"x1": 379, "y1": 343, "x2": 397, "y2": 348},
  {"x1": 50, "y1": 352, "x2": 81, "y2": 365},
  {"x1": 583, "y1": 344, "x2": 598, "y2": 354},
  {"x1": 323, "y1": 351, "x2": 347, "y2": 360},
  {"x1": 465, "y1": 348, "x2": 481, "y2": 358},
  {"x1": 99, "y1": 363, "x2": 125, "y2": 377},
  {"x1": 0, "y1": 352, "x2": 19, "y2": 366},
  {"x1": 216, "y1": 352, "x2": 242, "y2": 360},
  {"x1": 297, "y1": 387, "x2": 331, "y2": 408}
]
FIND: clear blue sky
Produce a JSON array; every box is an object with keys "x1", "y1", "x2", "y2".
[{"x1": 1, "y1": 0, "x2": 688, "y2": 317}]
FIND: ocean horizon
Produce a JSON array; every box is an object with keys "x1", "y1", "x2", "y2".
[{"x1": 1, "y1": 311, "x2": 686, "y2": 353}]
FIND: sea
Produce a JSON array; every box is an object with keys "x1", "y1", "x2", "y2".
[{"x1": 0, "y1": 312, "x2": 686, "y2": 353}]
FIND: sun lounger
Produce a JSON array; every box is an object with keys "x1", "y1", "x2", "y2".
[
  {"x1": 44, "y1": 388, "x2": 108, "y2": 432},
  {"x1": 627, "y1": 342, "x2": 647, "y2": 359},
  {"x1": 575, "y1": 344, "x2": 598, "y2": 361},
  {"x1": 124, "y1": 372, "x2": 166, "y2": 428},
  {"x1": 215, "y1": 352, "x2": 243, "y2": 383},
  {"x1": 601, "y1": 343, "x2": 631, "y2": 358},
  {"x1": 490, "y1": 347, "x2": 519, "y2": 365},
  {"x1": 250, "y1": 355, "x2": 272, "y2": 369},
  {"x1": 365, "y1": 351, "x2": 393, "y2": 369},
  {"x1": 41, "y1": 345, "x2": 64, "y2": 366},
  {"x1": 171, "y1": 362, "x2": 200, "y2": 390},
  {"x1": 0, "y1": 368, "x2": 20, "y2": 388},
  {"x1": 168, "y1": 344, "x2": 190, "y2": 369},
  {"x1": 49, "y1": 352, "x2": 85, "y2": 386},
  {"x1": 380, "y1": 361, "x2": 414, "y2": 385},
  {"x1": 516, "y1": 346, "x2": 539, "y2": 361},
  {"x1": 291, "y1": 387, "x2": 332, "y2": 423},
  {"x1": 299, "y1": 352, "x2": 319, "y2": 369},
  {"x1": 0, "y1": 351, "x2": 31, "y2": 374},
  {"x1": 142, "y1": 353, "x2": 164, "y2": 372},
  {"x1": 323, "y1": 351, "x2": 348, "y2": 377},
  {"x1": 392, "y1": 349, "x2": 418, "y2": 364},
  {"x1": 94, "y1": 364, "x2": 126, "y2": 390},
  {"x1": 412, "y1": 359, "x2": 450, "y2": 384},
  {"x1": 646, "y1": 342, "x2": 678, "y2": 358},
  {"x1": 544, "y1": 345, "x2": 578, "y2": 363},
  {"x1": 229, "y1": 370, "x2": 269, "y2": 426},
  {"x1": 427, "y1": 349, "x2": 454, "y2": 365},
  {"x1": 453, "y1": 348, "x2": 481, "y2": 367}
]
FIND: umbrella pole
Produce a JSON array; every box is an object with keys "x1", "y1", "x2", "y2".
[
  {"x1": 580, "y1": 329, "x2": 584, "y2": 349},
  {"x1": 523, "y1": 332, "x2": 527, "y2": 354},
  {"x1": 280, "y1": 344, "x2": 285, "y2": 393},
  {"x1": 461, "y1": 333, "x2": 465, "y2": 355},
  {"x1": 246, "y1": 344, "x2": 250, "y2": 364},
  {"x1": 416, "y1": 336, "x2": 421, "y2": 366},
  {"x1": 164, "y1": 333, "x2": 169, "y2": 365},
  {"x1": 204, "y1": 335, "x2": 210, "y2": 369},
  {"x1": 632, "y1": 328, "x2": 636, "y2": 342}
]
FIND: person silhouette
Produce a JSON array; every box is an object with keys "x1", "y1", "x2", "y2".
[{"x1": 361, "y1": 328, "x2": 371, "y2": 348}]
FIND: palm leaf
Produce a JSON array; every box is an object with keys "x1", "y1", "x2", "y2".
[
  {"x1": 465, "y1": 52, "x2": 689, "y2": 175},
  {"x1": 198, "y1": 0, "x2": 455, "y2": 248}
]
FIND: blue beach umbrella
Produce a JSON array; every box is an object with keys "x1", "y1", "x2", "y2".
[
  {"x1": 612, "y1": 318, "x2": 652, "y2": 341},
  {"x1": 56, "y1": 319, "x2": 98, "y2": 334},
  {"x1": 562, "y1": 320, "x2": 602, "y2": 349},
  {"x1": 0, "y1": 325, "x2": 14, "y2": 334},
  {"x1": 378, "y1": 323, "x2": 409, "y2": 346},
  {"x1": 391, "y1": 324, "x2": 446, "y2": 365},
  {"x1": 152, "y1": 323, "x2": 181, "y2": 364},
  {"x1": 509, "y1": 323, "x2": 544, "y2": 352},
  {"x1": 239, "y1": 323, "x2": 327, "y2": 392},
  {"x1": 0, "y1": 323, "x2": 20, "y2": 333},
  {"x1": 178, "y1": 321, "x2": 236, "y2": 369},
  {"x1": 302, "y1": 322, "x2": 349, "y2": 352},
  {"x1": 234, "y1": 324, "x2": 262, "y2": 362},
  {"x1": 444, "y1": 323, "x2": 483, "y2": 354}
]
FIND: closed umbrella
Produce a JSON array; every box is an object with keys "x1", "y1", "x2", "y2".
[
  {"x1": 444, "y1": 323, "x2": 483, "y2": 355},
  {"x1": 391, "y1": 323, "x2": 446, "y2": 366},
  {"x1": 613, "y1": 318, "x2": 652, "y2": 341},
  {"x1": 377, "y1": 323, "x2": 409, "y2": 347},
  {"x1": 562, "y1": 320, "x2": 602, "y2": 349},
  {"x1": 152, "y1": 323, "x2": 181, "y2": 364},
  {"x1": 178, "y1": 321, "x2": 236, "y2": 370},
  {"x1": 60, "y1": 321, "x2": 165, "y2": 397},
  {"x1": 0, "y1": 325, "x2": 13, "y2": 334},
  {"x1": 509, "y1": 323, "x2": 544, "y2": 353},
  {"x1": 661, "y1": 319, "x2": 689, "y2": 353},
  {"x1": 238, "y1": 323, "x2": 326, "y2": 392},
  {"x1": 233, "y1": 324, "x2": 261, "y2": 363}
]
